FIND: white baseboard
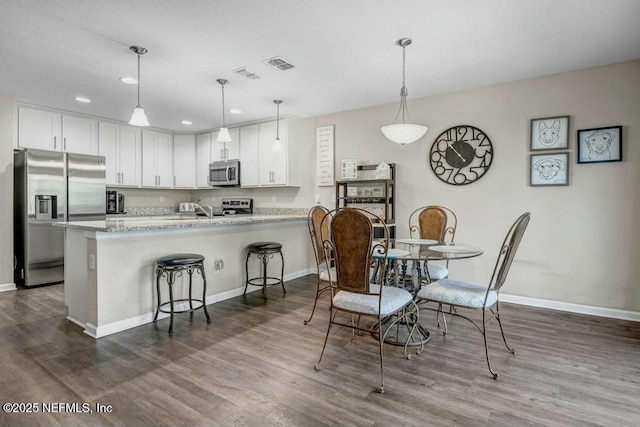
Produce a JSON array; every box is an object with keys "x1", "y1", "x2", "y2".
[
  {"x1": 84, "y1": 268, "x2": 316, "y2": 338},
  {"x1": 0, "y1": 283, "x2": 17, "y2": 292},
  {"x1": 500, "y1": 293, "x2": 640, "y2": 322}
]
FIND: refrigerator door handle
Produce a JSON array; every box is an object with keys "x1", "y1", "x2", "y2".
[
  {"x1": 63, "y1": 137, "x2": 67, "y2": 151},
  {"x1": 53, "y1": 136, "x2": 57, "y2": 150}
]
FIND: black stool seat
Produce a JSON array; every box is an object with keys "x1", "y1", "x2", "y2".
[
  {"x1": 247, "y1": 242, "x2": 283, "y2": 252},
  {"x1": 245, "y1": 241, "x2": 285, "y2": 299},
  {"x1": 157, "y1": 253, "x2": 205, "y2": 266},
  {"x1": 153, "y1": 252, "x2": 210, "y2": 334}
]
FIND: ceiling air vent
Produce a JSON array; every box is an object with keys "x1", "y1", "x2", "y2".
[
  {"x1": 264, "y1": 56, "x2": 295, "y2": 71},
  {"x1": 233, "y1": 67, "x2": 260, "y2": 80}
]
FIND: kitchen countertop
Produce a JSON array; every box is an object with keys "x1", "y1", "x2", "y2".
[{"x1": 55, "y1": 213, "x2": 307, "y2": 232}]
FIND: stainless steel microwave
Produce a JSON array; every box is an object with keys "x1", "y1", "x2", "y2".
[{"x1": 208, "y1": 160, "x2": 240, "y2": 186}]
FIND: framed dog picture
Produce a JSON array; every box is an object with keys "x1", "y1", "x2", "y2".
[
  {"x1": 577, "y1": 126, "x2": 622, "y2": 164},
  {"x1": 530, "y1": 115, "x2": 570, "y2": 151},
  {"x1": 530, "y1": 152, "x2": 569, "y2": 186}
]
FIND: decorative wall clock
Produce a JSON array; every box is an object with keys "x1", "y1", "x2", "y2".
[{"x1": 429, "y1": 125, "x2": 494, "y2": 185}]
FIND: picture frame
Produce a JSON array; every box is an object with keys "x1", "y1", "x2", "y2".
[
  {"x1": 529, "y1": 152, "x2": 569, "y2": 186},
  {"x1": 577, "y1": 126, "x2": 622, "y2": 164},
  {"x1": 530, "y1": 115, "x2": 570, "y2": 151},
  {"x1": 340, "y1": 158, "x2": 358, "y2": 180}
]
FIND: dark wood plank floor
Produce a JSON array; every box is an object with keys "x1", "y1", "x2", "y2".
[{"x1": 1, "y1": 276, "x2": 639, "y2": 426}]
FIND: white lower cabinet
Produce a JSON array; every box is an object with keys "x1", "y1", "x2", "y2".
[
  {"x1": 142, "y1": 129, "x2": 173, "y2": 188},
  {"x1": 240, "y1": 117, "x2": 300, "y2": 188},
  {"x1": 98, "y1": 121, "x2": 141, "y2": 187},
  {"x1": 173, "y1": 134, "x2": 196, "y2": 188}
]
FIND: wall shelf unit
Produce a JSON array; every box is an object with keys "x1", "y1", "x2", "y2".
[{"x1": 335, "y1": 163, "x2": 395, "y2": 237}]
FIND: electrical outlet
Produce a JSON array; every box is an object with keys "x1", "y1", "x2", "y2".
[
  {"x1": 159, "y1": 196, "x2": 164, "y2": 202},
  {"x1": 89, "y1": 254, "x2": 96, "y2": 270},
  {"x1": 213, "y1": 259, "x2": 224, "y2": 272},
  {"x1": 271, "y1": 195, "x2": 276, "y2": 203}
]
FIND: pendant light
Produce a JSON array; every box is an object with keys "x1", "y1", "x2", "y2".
[
  {"x1": 380, "y1": 38, "x2": 427, "y2": 145},
  {"x1": 128, "y1": 46, "x2": 150, "y2": 127},
  {"x1": 216, "y1": 79, "x2": 232, "y2": 144},
  {"x1": 271, "y1": 100, "x2": 284, "y2": 152}
]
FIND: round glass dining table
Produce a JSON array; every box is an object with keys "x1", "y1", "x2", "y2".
[{"x1": 371, "y1": 238, "x2": 484, "y2": 347}]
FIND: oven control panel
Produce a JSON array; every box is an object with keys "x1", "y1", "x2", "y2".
[{"x1": 221, "y1": 198, "x2": 253, "y2": 214}]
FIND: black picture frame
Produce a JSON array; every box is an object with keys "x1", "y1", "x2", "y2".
[
  {"x1": 577, "y1": 126, "x2": 622, "y2": 164},
  {"x1": 530, "y1": 115, "x2": 570, "y2": 151},
  {"x1": 529, "y1": 152, "x2": 569, "y2": 186}
]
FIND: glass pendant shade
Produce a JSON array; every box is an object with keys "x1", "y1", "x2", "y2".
[
  {"x1": 271, "y1": 137, "x2": 284, "y2": 152},
  {"x1": 129, "y1": 105, "x2": 150, "y2": 127},
  {"x1": 217, "y1": 127, "x2": 231, "y2": 143},
  {"x1": 381, "y1": 123, "x2": 427, "y2": 145},
  {"x1": 128, "y1": 46, "x2": 150, "y2": 127},
  {"x1": 381, "y1": 38, "x2": 427, "y2": 145}
]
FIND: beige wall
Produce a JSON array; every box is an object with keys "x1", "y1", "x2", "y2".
[
  {"x1": 1, "y1": 60, "x2": 638, "y2": 312},
  {"x1": 0, "y1": 94, "x2": 15, "y2": 286},
  {"x1": 310, "y1": 60, "x2": 640, "y2": 312}
]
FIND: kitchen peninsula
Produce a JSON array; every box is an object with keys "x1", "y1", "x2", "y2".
[{"x1": 56, "y1": 213, "x2": 313, "y2": 338}]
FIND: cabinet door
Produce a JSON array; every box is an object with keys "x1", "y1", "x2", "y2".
[
  {"x1": 98, "y1": 121, "x2": 119, "y2": 185},
  {"x1": 258, "y1": 119, "x2": 287, "y2": 186},
  {"x1": 62, "y1": 115, "x2": 98, "y2": 155},
  {"x1": 196, "y1": 133, "x2": 212, "y2": 188},
  {"x1": 155, "y1": 131, "x2": 173, "y2": 188},
  {"x1": 173, "y1": 134, "x2": 195, "y2": 188},
  {"x1": 118, "y1": 125, "x2": 141, "y2": 187},
  {"x1": 141, "y1": 130, "x2": 157, "y2": 187},
  {"x1": 211, "y1": 127, "x2": 240, "y2": 162},
  {"x1": 239, "y1": 124, "x2": 259, "y2": 187},
  {"x1": 17, "y1": 106, "x2": 61, "y2": 151}
]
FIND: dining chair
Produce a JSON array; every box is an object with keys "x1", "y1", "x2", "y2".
[
  {"x1": 415, "y1": 212, "x2": 531, "y2": 379},
  {"x1": 314, "y1": 207, "x2": 418, "y2": 394},
  {"x1": 408, "y1": 205, "x2": 458, "y2": 282},
  {"x1": 303, "y1": 205, "x2": 335, "y2": 325}
]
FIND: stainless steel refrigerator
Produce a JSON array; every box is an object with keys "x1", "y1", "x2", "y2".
[{"x1": 14, "y1": 149, "x2": 106, "y2": 287}]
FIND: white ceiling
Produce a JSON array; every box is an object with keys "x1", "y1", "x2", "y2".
[{"x1": 1, "y1": 0, "x2": 639, "y2": 132}]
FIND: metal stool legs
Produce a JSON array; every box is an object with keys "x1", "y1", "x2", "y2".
[
  {"x1": 244, "y1": 248, "x2": 285, "y2": 299},
  {"x1": 153, "y1": 260, "x2": 210, "y2": 334}
]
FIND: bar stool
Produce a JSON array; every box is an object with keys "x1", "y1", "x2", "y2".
[
  {"x1": 153, "y1": 253, "x2": 211, "y2": 334},
  {"x1": 244, "y1": 241, "x2": 285, "y2": 299}
]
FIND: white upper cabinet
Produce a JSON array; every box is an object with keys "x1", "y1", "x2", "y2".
[
  {"x1": 62, "y1": 115, "x2": 99, "y2": 155},
  {"x1": 173, "y1": 134, "x2": 196, "y2": 188},
  {"x1": 239, "y1": 124, "x2": 259, "y2": 187},
  {"x1": 17, "y1": 106, "x2": 62, "y2": 151},
  {"x1": 17, "y1": 106, "x2": 98, "y2": 155},
  {"x1": 118, "y1": 126, "x2": 142, "y2": 186},
  {"x1": 142, "y1": 129, "x2": 173, "y2": 188},
  {"x1": 211, "y1": 127, "x2": 240, "y2": 162},
  {"x1": 99, "y1": 121, "x2": 141, "y2": 187},
  {"x1": 241, "y1": 117, "x2": 300, "y2": 188},
  {"x1": 196, "y1": 132, "x2": 212, "y2": 188}
]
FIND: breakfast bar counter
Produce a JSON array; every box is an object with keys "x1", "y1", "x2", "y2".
[{"x1": 56, "y1": 213, "x2": 314, "y2": 338}]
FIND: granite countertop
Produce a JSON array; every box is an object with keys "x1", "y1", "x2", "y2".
[{"x1": 55, "y1": 213, "x2": 307, "y2": 233}]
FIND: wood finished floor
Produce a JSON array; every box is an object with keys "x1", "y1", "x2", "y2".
[{"x1": 1, "y1": 276, "x2": 639, "y2": 427}]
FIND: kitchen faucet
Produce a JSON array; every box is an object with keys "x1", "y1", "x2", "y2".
[{"x1": 194, "y1": 198, "x2": 213, "y2": 218}]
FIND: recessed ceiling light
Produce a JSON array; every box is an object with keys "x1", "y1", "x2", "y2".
[
  {"x1": 181, "y1": 120, "x2": 193, "y2": 125},
  {"x1": 229, "y1": 108, "x2": 242, "y2": 114},
  {"x1": 119, "y1": 76, "x2": 138, "y2": 84},
  {"x1": 75, "y1": 96, "x2": 91, "y2": 103}
]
